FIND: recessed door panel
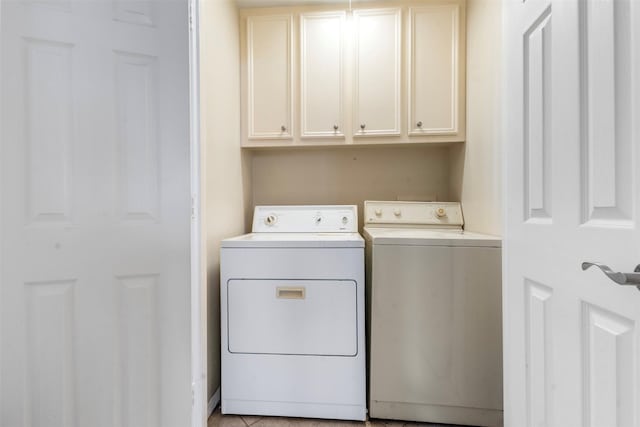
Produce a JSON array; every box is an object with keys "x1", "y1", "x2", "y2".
[
  {"x1": 300, "y1": 12, "x2": 344, "y2": 138},
  {"x1": 580, "y1": 0, "x2": 634, "y2": 226},
  {"x1": 523, "y1": 8, "x2": 552, "y2": 222},
  {"x1": 408, "y1": 5, "x2": 460, "y2": 136},
  {"x1": 582, "y1": 303, "x2": 635, "y2": 427},
  {"x1": 353, "y1": 8, "x2": 401, "y2": 136},
  {"x1": 246, "y1": 15, "x2": 293, "y2": 139}
]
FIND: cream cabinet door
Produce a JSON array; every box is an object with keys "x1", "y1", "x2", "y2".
[
  {"x1": 300, "y1": 12, "x2": 345, "y2": 139},
  {"x1": 353, "y1": 8, "x2": 402, "y2": 137},
  {"x1": 244, "y1": 14, "x2": 293, "y2": 140},
  {"x1": 408, "y1": 3, "x2": 464, "y2": 137}
]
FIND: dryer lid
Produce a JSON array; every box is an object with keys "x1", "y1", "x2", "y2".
[
  {"x1": 221, "y1": 232, "x2": 364, "y2": 248},
  {"x1": 363, "y1": 227, "x2": 501, "y2": 247}
]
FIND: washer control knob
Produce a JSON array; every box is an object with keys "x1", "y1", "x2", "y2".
[
  {"x1": 436, "y1": 207, "x2": 447, "y2": 218},
  {"x1": 342, "y1": 216, "x2": 349, "y2": 224},
  {"x1": 374, "y1": 209, "x2": 382, "y2": 217},
  {"x1": 264, "y1": 214, "x2": 277, "y2": 226},
  {"x1": 315, "y1": 215, "x2": 322, "y2": 224},
  {"x1": 394, "y1": 209, "x2": 401, "y2": 217}
]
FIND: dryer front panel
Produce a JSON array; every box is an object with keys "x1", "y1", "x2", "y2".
[{"x1": 227, "y1": 279, "x2": 358, "y2": 356}]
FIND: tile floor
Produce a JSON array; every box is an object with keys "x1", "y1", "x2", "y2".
[{"x1": 208, "y1": 407, "x2": 468, "y2": 427}]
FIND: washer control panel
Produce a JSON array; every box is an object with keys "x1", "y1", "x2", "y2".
[
  {"x1": 253, "y1": 205, "x2": 358, "y2": 233},
  {"x1": 364, "y1": 201, "x2": 463, "y2": 227}
]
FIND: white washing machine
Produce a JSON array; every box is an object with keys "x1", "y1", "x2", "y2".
[
  {"x1": 220, "y1": 205, "x2": 366, "y2": 421},
  {"x1": 364, "y1": 201, "x2": 503, "y2": 427}
]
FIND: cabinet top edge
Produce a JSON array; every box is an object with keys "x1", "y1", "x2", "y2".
[{"x1": 239, "y1": 0, "x2": 465, "y2": 16}]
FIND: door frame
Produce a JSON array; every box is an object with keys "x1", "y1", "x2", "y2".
[
  {"x1": 0, "y1": 0, "x2": 4, "y2": 421},
  {"x1": 188, "y1": 0, "x2": 207, "y2": 426}
]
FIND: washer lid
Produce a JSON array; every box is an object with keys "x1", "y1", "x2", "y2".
[
  {"x1": 221, "y1": 232, "x2": 365, "y2": 248},
  {"x1": 363, "y1": 227, "x2": 501, "y2": 248}
]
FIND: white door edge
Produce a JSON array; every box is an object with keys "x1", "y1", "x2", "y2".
[
  {"x1": 188, "y1": 0, "x2": 206, "y2": 426},
  {"x1": 0, "y1": 1, "x2": 4, "y2": 421},
  {"x1": 500, "y1": 0, "x2": 510, "y2": 420}
]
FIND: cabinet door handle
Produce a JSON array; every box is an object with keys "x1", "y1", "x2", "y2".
[
  {"x1": 360, "y1": 123, "x2": 366, "y2": 130},
  {"x1": 582, "y1": 262, "x2": 640, "y2": 290},
  {"x1": 281, "y1": 125, "x2": 287, "y2": 132},
  {"x1": 333, "y1": 124, "x2": 339, "y2": 131},
  {"x1": 417, "y1": 121, "x2": 423, "y2": 128}
]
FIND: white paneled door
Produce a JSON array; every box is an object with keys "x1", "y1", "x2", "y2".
[
  {"x1": 505, "y1": 0, "x2": 640, "y2": 426},
  {"x1": 0, "y1": 1, "x2": 191, "y2": 426}
]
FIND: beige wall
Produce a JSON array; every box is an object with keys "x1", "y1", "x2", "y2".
[
  {"x1": 200, "y1": 0, "x2": 251, "y2": 401},
  {"x1": 450, "y1": 0, "x2": 502, "y2": 235},
  {"x1": 251, "y1": 146, "x2": 451, "y2": 228},
  {"x1": 202, "y1": 0, "x2": 503, "y2": 405}
]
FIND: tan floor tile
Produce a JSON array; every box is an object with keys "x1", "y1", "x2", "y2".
[
  {"x1": 368, "y1": 419, "x2": 467, "y2": 427},
  {"x1": 241, "y1": 415, "x2": 264, "y2": 426},
  {"x1": 293, "y1": 419, "x2": 363, "y2": 427},
  {"x1": 208, "y1": 410, "x2": 470, "y2": 427},
  {"x1": 208, "y1": 408, "x2": 248, "y2": 427},
  {"x1": 251, "y1": 416, "x2": 297, "y2": 427},
  {"x1": 366, "y1": 420, "x2": 404, "y2": 427},
  {"x1": 256, "y1": 417, "x2": 366, "y2": 426}
]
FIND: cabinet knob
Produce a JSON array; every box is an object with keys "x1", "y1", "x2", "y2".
[
  {"x1": 360, "y1": 124, "x2": 366, "y2": 130},
  {"x1": 417, "y1": 121, "x2": 423, "y2": 128},
  {"x1": 281, "y1": 125, "x2": 287, "y2": 132},
  {"x1": 333, "y1": 124, "x2": 339, "y2": 131}
]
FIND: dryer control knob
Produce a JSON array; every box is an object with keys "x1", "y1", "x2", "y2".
[
  {"x1": 375, "y1": 209, "x2": 382, "y2": 217},
  {"x1": 394, "y1": 209, "x2": 401, "y2": 217},
  {"x1": 436, "y1": 207, "x2": 447, "y2": 218},
  {"x1": 264, "y1": 214, "x2": 277, "y2": 226}
]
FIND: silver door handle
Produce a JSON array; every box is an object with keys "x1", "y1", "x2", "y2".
[{"x1": 581, "y1": 262, "x2": 640, "y2": 290}]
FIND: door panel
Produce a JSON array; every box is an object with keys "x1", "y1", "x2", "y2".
[
  {"x1": 581, "y1": 303, "x2": 635, "y2": 427},
  {"x1": 523, "y1": 7, "x2": 552, "y2": 222},
  {"x1": 245, "y1": 14, "x2": 293, "y2": 140},
  {"x1": 115, "y1": 52, "x2": 161, "y2": 221},
  {"x1": 408, "y1": 4, "x2": 460, "y2": 136},
  {"x1": 0, "y1": 1, "x2": 191, "y2": 426},
  {"x1": 523, "y1": 279, "x2": 552, "y2": 427},
  {"x1": 580, "y1": 0, "x2": 633, "y2": 225},
  {"x1": 25, "y1": 39, "x2": 74, "y2": 224},
  {"x1": 25, "y1": 280, "x2": 76, "y2": 427},
  {"x1": 300, "y1": 12, "x2": 345, "y2": 138},
  {"x1": 352, "y1": 8, "x2": 401, "y2": 137},
  {"x1": 505, "y1": 0, "x2": 640, "y2": 425}
]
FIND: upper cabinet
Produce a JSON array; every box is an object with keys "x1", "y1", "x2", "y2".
[
  {"x1": 243, "y1": 14, "x2": 293, "y2": 141},
  {"x1": 408, "y1": 4, "x2": 464, "y2": 137},
  {"x1": 240, "y1": 1, "x2": 465, "y2": 148},
  {"x1": 300, "y1": 11, "x2": 346, "y2": 139},
  {"x1": 353, "y1": 8, "x2": 402, "y2": 137}
]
